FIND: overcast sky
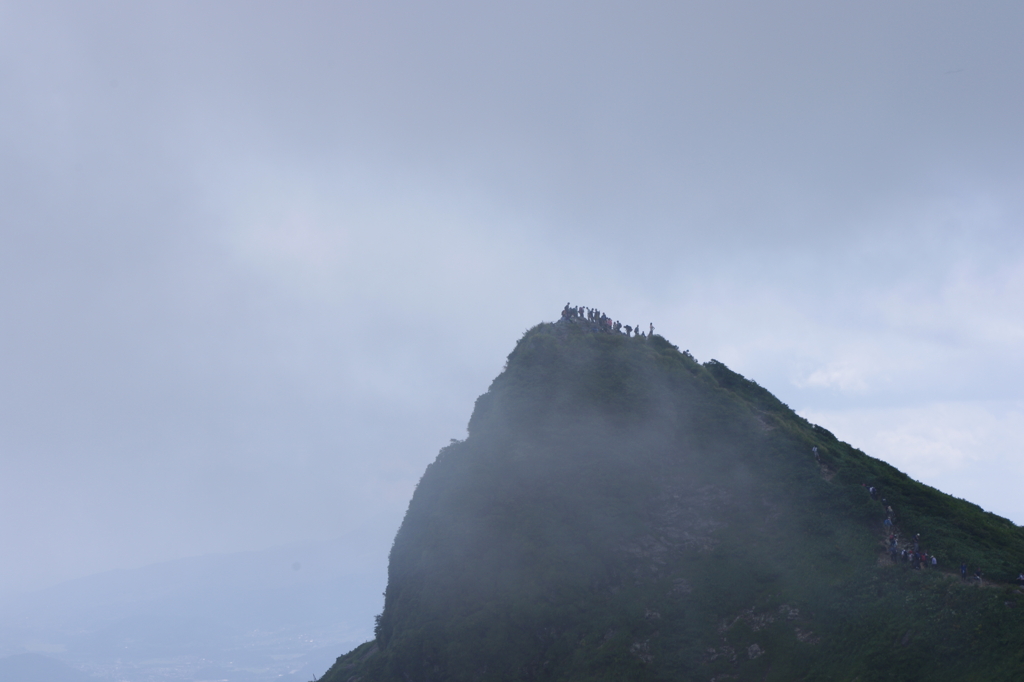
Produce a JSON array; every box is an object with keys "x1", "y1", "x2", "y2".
[{"x1": 2, "y1": 1, "x2": 1022, "y2": 596}]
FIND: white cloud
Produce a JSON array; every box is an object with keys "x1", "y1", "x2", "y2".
[{"x1": 798, "y1": 363, "x2": 869, "y2": 392}]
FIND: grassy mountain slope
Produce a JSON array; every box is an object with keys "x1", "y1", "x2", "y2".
[{"x1": 322, "y1": 321, "x2": 1024, "y2": 682}]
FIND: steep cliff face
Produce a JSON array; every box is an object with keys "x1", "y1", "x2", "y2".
[{"x1": 323, "y1": 322, "x2": 1024, "y2": 682}]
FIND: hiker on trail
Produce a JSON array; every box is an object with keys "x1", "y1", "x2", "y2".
[
  {"x1": 624, "y1": 325, "x2": 633, "y2": 336},
  {"x1": 883, "y1": 517, "x2": 892, "y2": 530},
  {"x1": 649, "y1": 323, "x2": 654, "y2": 336},
  {"x1": 812, "y1": 446, "x2": 818, "y2": 459},
  {"x1": 890, "y1": 545, "x2": 898, "y2": 563},
  {"x1": 886, "y1": 506, "x2": 894, "y2": 519},
  {"x1": 869, "y1": 486, "x2": 878, "y2": 500},
  {"x1": 931, "y1": 556, "x2": 938, "y2": 568},
  {"x1": 961, "y1": 563, "x2": 968, "y2": 582}
]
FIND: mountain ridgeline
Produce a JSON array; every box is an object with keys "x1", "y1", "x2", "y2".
[{"x1": 323, "y1": 321, "x2": 1024, "y2": 681}]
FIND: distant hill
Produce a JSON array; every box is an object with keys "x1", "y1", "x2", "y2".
[
  {"x1": 321, "y1": 319, "x2": 1024, "y2": 681},
  {"x1": 0, "y1": 653, "x2": 91, "y2": 682}
]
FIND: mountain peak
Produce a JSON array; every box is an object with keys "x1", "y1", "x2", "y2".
[{"x1": 322, "y1": 317, "x2": 1024, "y2": 681}]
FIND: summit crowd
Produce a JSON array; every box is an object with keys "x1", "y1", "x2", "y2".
[{"x1": 559, "y1": 303, "x2": 654, "y2": 339}]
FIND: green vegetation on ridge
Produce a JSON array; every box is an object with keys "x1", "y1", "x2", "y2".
[{"x1": 322, "y1": 321, "x2": 1024, "y2": 682}]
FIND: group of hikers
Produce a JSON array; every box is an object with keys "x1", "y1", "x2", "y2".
[
  {"x1": 861, "y1": 482, "x2": 950, "y2": 574},
  {"x1": 888, "y1": 532, "x2": 938, "y2": 570},
  {"x1": 861, "y1": 484, "x2": 924, "y2": 566},
  {"x1": 560, "y1": 303, "x2": 654, "y2": 338},
  {"x1": 848, "y1": 474, "x2": 1023, "y2": 586},
  {"x1": 808, "y1": 444, "x2": 1024, "y2": 585}
]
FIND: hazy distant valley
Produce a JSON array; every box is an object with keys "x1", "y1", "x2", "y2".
[{"x1": 0, "y1": 531, "x2": 388, "y2": 682}]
